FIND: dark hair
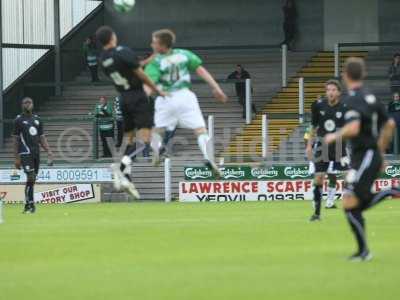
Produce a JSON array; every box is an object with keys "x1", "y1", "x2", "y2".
[
  {"x1": 325, "y1": 79, "x2": 342, "y2": 92},
  {"x1": 344, "y1": 57, "x2": 366, "y2": 81},
  {"x1": 96, "y1": 26, "x2": 114, "y2": 46},
  {"x1": 152, "y1": 29, "x2": 176, "y2": 48},
  {"x1": 394, "y1": 53, "x2": 400, "y2": 58}
]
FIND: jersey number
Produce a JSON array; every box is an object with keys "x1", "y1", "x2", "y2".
[
  {"x1": 170, "y1": 64, "x2": 180, "y2": 82},
  {"x1": 110, "y1": 72, "x2": 130, "y2": 90}
]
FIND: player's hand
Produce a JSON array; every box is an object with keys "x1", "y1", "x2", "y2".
[
  {"x1": 157, "y1": 90, "x2": 168, "y2": 98},
  {"x1": 47, "y1": 152, "x2": 54, "y2": 166},
  {"x1": 306, "y1": 144, "x2": 313, "y2": 161},
  {"x1": 213, "y1": 88, "x2": 228, "y2": 103},
  {"x1": 308, "y1": 161, "x2": 315, "y2": 176},
  {"x1": 381, "y1": 159, "x2": 387, "y2": 172},
  {"x1": 15, "y1": 158, "x2": 21, "y2": 170},
  {"x1": 324, "y1": 133, "x2": 337, "y2": 145}
]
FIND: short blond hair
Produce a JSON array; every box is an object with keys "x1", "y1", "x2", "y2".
[{"x1": 152, "y1": 29, "x2": 176, "y2": 48}]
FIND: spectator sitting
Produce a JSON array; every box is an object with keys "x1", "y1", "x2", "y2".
[
  {"x1": 83, "y1": 35, "x2": 99, "y2": 82},
  {"x1": 227, "y1": 65, "x2": 257, "y2": 118},
  {"x1": 94, "y1": 96, "x2": 114, "y2": 158},
  {"x1": 388, "y1": 92, "x2": 400, "y2": 154},
  {"x1": 388, "y1": 53, "x2": 400, "y2": 94}
]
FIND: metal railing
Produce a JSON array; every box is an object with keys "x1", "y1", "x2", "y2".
[
  {"x1": 297, "y1": 75, "x2": 400, "y2": 156},
  {"x1": 0, "y1": 116, "x2": 116, "y2": 163},
  {"x1": 334, "y1": 41, "x2": 400, "y2": 77}
]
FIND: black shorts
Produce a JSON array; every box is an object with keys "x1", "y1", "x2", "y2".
[
  {"x1": 315, "y1": 160, "x2": 348, "y2": 174},
  {"x1": 120, "y1": 90, "x2": 153, "y2": 132},
  {"x1": 344, "y1": 149, "x2": 382, "y2": 208},
  {"x1": 20, "y1": 154, "x2": 40, "y2": 175}
]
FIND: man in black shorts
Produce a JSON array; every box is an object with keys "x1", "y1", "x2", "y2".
[
  {"x1": 306, "y1": 80, "x2": 348, "y2": 221},
  {"x1": 96, "y1": 26, "x2": 164, "y2": 199},
  {"x1": 13, "y1": 97, "x2": 53, "y2": 213},
  {"x1": 325, "y1": 57, "x2": 400, "y2": 261}
]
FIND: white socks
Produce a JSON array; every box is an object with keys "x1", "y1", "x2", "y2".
[
  {"x1": 151, "y1": 132, "x2": 163, "y2": 153},
  {"x1": 121, "y1": 155, "x2": 132, "y2": 176},
  {"x1": 326, "y1": 187, "x2": 336, "y2": 207},
  {"x1": 197, "y1": 133, "x2": 211, "y2": 161}
]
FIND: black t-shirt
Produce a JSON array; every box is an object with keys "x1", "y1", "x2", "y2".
[
  {"x1": 227, "y1": 70, "x2": 251, "y2": 95},
  {"x1": 99, "y1": 46, "x2": 143, "y2": 93},
  {"x1": 12, "y1": 114, "x2": 43, "y2": 156},
  {"x1": 311, "y1": 98, "x2": 347, "y2": 158},
  {"x1": 311, "y1": 98, "x2": 347, "y2": 137},
  {"x1": 344, "y1": 87, "x2": 389, "y2": 153}
]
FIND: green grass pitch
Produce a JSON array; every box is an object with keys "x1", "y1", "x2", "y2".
[{"x1": 1, "y1": 201, "x2": 400, "y2": 300}]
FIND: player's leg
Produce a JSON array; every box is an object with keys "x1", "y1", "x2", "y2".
[
  {"x1": 326, "y1": 173, "x2": 337, "y2": 208},
  {"x1": 342, "y1": 191, "x2": 370, "y2": 261},
  {"x1": 116, "y1": 120, "x2": 124, "y2": 149},
  {"x1": 193, "y1": 127, "x2": 221, "y2": 177},
  {"x1": 20, "y1": 155, "x2": 36, "y2": 213},
  {"x1": 151, "y1": 127, "x2": 165, "y2": 166},
  {"x1": 342, "y1": 150, "x2": 381, "y2": 261},
  {"x1": 365, "y1": 186, "x2": 400, "y2": 209},
  {"x1": 151, "y1": 94, "x2": 177, "y2": 166},
  {"x1": 363, "y1": 157, "x2": 400, "y2": 209},
  {"x1": 175, "y1": 89, "x2": 221, "y2": 177},
  {"x1": 111, "y1": 92, "x2": 151, "y2": 199},
  {"x1": 119, "y1": 128, "x2": 152, "y2": 199},
  {"x1": 24, "y1": 172, "x2": 36, "y2": 213},
  {"x1": 310, "y1": 171, "x2": 324, "y2": 221},
  {"x1": 160, "y1": 127, "x2": 177, "y2": 156}
]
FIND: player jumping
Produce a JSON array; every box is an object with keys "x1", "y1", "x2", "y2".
[
  {"x1": 13, "y1": 97, "x2": 53, "y2": 213},
  {"x1": 144, "y1": 29, "x2": 228, "y2": 176},
  {"x1": 306, "y1": 80, "x2": 348, "y2": 221},
  {"x1": 325, "y1": 58, "x2": 400, "y2": 261},
  {"x1": 96, "y1": 26, "x2": 165, "y2": 199}
]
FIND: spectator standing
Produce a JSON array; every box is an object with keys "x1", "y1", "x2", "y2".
[
  {"x1": 388, "y1": 53, "x2": 400, "y2": 94},
  {"x1": 227, "y1": 65, "x2": 257, "y2": 118},
  {"x1": 83, "y1": 35, "x2": 99, "y2": 82},
  {"x1": 94, "y1": 96, "x2": 114, "y2": 158},
  {"x1": 388, "y1": 92, "x2": 400, "y2": 154},
  {"x1": 281, "y1": 0, "x2": 297, "y2": 50},
  {"x1": 114, "y1": 96, "x2": 124, "y2": 150}
]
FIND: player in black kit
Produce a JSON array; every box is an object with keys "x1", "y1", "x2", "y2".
[
  {"x1": 96, "y1": 26, "x2": 165, "y2": 199},
  {"x1": 13, "y1": 97, "x2": 53, "y2": 213},
  {"x1": 325, "y1": 58, "x2": 400, "y2": 261},
  {"x1": 306, "y1": 80, "x2": 348, "y2": 221}
]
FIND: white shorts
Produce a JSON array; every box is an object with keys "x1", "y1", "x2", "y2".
[{"x1": 154, "y1": 89, "x2": 206, "y2": 130}]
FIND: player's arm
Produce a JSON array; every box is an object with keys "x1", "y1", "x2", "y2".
[
  {"x1": 184, "y1": 49, "x2": 227, "y2": 103},
  {"x1": 378, "y1": 118, "x2": 396, "y2": 154},
  {"x1": 377, "y1": 101, "x2": 395, "y2": 154},
  {"x1": 306, "y1": 101, "x2": 318, "y2": 160},
  {"x1": 13, "y1": 135, "x2": 21, "y2": 169},
  {"x1": 325, "y1": 121, "x2": 361, "y2": 145},
  {"x1": 12, "y1": 119, "x2": 21, "y2": 169},
  {"x1": 39, "y1": 135, "x2": 54, "y2": 166},
  {"x1": 140, "y1": 53, "x2": 155, "y2": 67},
  {"x1": 119, "y1": 47, "x2": 165, "y2": 96},
  {"x1": 196, "y1": 66, "x2": 228, "y2": 103},
  {"x1": 133, "y1": 68, "x2": 165, "y2": 96},
  {"x1": 306, "y1": 127, "x2": 316, "y2": 161},
  {"x1": 325, "y1": 110, "x2": 361, "y2": 145},
  {"x1": 38, "y1": 121, "x2": 54, "y2": 165}
]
